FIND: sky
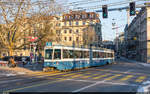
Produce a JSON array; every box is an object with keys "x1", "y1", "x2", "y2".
[{"x1": 63, "y1": 0, "x2": 149, "y2": 41}]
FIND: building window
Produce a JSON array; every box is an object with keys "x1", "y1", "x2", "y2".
[
  {"x1": 65, "y1": 16, "x2": 68, "y2": 20},
  {"x1": 82, "y1": 14, "x2": 86, "y2": 19},
  {"x1": 69, "y1": 16, "x2": 72, "y2": 20},
  {"x1": 64, "y1": 37, "x2": 67, "y2": 41},
  {"x1": 76, "y1": 29, "x2": 79, "y2": 33},
  {"x1": 76, "y1": 37, "x2": 79, "y2": 41},
  {"x1": 69, "y1": 37, "x2": 72, "y2": 41},
  {"x1": 76, "y1": 21, "x2": 79, "y2": 25},
  {"x1": 75, "y1": 15, "x2": 78, "y2": 19},
  {"x1": 64, "y1": 30, "x2": 67, "y2": 33},
  {"x1": 64, "y1": 22, "x2": 66, "y2": 26},
  {"x1": 69, "y1": 21, "x2": 72, "y2": 26},
  {"x1": 58, "y1": 23, "x2": 61, "y2": 26},
  {"x1": 69, "y1": 29, "x2": 72, "y2": 33},
  {"x1": 82, "y1": 21, "x2": 85, "y2": 25}
]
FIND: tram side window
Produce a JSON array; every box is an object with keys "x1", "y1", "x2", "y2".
[
  {"x1": 54, "y1": 49, "x2": 61, "y2": 59},
  {"x1": 81, "y1": 51, "x2": 84, "y2": 58},
  {"x1": 45, "y1": 49, "x2": 53, "y2": 59},
  {"x1": 93, "y1": 52, "x2": 98, "y2": 58},
  {"x1": 84, "y1": 51, "x2": 89, "y2": 58},
  {"x1": 74, "y1": 50, "x2": 82, "y2": 58},
  {"x1": 105, "y1": 53, "x2": 108, "y2": 58},
  {"x1": 99, "y1": 52, "x2": 102, "y2": 58},
  {"x1": 63, "y1": 50, "x2": 73, "y2": 58},
  {"x1": 108, "y1": 53, "x2": 110, "y2": 58},
  {"x1": 109, "y1": 53, "x2": 113, "y2": 58},
  {"x1": 101, "y1": 52, "x2": 105, "y2": 58}
]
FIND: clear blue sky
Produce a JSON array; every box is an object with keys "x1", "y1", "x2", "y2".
[{"x1": 63, "y1": 0, "x2": 148, "y2": 41}]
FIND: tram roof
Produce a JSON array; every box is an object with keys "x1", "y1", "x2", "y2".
[{"x1": 45, "y1": 45, "x2": 114, "y2": 53}]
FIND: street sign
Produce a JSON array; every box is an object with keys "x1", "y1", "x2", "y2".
[
  {"x1": 46, "y1": 42, "x2": 52, "y2": 46},
  {"x1": 30, "y1": 53, "x2": 34, "y2": 59},
  {"x1": 27, "y1": 36, "x2": 38, "y2": 42}
]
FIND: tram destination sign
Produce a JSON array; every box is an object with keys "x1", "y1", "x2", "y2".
[{"x1": 46, "y1": 42, "x2": 52, "y2": 46}]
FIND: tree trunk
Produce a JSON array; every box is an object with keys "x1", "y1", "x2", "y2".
[{"x1": 8, "y1": 47, "x2": 13, "y2": 56}]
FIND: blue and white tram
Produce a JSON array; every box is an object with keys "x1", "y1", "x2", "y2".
[{"x1": 43, "y1": 45, "x2": 114, "y2": 71}]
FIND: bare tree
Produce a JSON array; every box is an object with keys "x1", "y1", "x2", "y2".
[
  {"x1": 0, "y1": 0, "x2": 65, "y2": 56},
  {"x1": 82, "y1": 26, "x2": 97, "y2": 47},
  {"x1": 0, "y1": 0, "x2": 32, "y2": 56}
]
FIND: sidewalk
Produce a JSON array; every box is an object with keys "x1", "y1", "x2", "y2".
[
  {"x1": 0, "y1": 63, "x2": 44, "y2": 75},
  {"x1": 120, "y1": 57, "x2": 150, "y2": 67}
]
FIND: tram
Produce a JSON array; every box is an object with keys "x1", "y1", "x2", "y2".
[{"x1": 43, "y1": 45, "x2": 114, "y2": 72}]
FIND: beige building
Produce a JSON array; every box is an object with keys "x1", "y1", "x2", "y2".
[
  {"x1": 125, "y1": 6, "x2": 150, "y2": 63},
  {"x1": 60, "y1": 10, "x2": 102, "y2": 47}
]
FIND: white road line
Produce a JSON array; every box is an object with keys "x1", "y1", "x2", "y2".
[
  {"x1": 0, "y1": 79, "x2": 23, "y2": 84},
  {"x1": 72, "y1": 81, "x2": 104, "y2": 92},
  {"x1": 6, "y1": 73, "x2": 17, "y2": 76},
  {"x1": 137, "y1": 81, "x2": 150, "y2": 92},
  {"x1": 66, "y1": 79, "x2": 97, "y2": 83},
  {"x1": 72, "y1": 79, "x2": 139, "y2": 92},
  {"x1": 123, "y1": 70, "x2": 134, "y2": 73}
]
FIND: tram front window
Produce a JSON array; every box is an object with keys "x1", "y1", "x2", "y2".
[
  {"x1": 45, "y1": 49, "x2": 53, "y2": 59},
  {"x1": 54, "y1": 49, "x2": 61, "y2": 59}
]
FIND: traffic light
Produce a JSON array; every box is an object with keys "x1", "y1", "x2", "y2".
[
  {"x1": 102, "y1": 5, "x2": 108, "y2": 18},
  {"x1": 130, "y1": 2, "x2": 135, "y2": 16}
]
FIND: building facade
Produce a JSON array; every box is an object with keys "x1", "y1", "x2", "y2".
[
  {"x1": 60, "y1": 10, "x2": 102, "y2": 47},
  {"x1": 125, "y1": 6, "x2": 150, "y2": 63}
]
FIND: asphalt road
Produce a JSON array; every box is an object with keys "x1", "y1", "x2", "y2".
[{"x1": 1, "y1": 58, "x2": 150, "y2": 93}]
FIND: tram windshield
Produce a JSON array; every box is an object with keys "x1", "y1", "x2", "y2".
[
  {"x1": 45, "y1": 49, "x2": 53, "y2": 59},
  {"x1": 54, "y1": 49, "x2": 61, "y2": 59}
]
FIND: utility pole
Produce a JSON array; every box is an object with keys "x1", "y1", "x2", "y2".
[
  {"x1": 112, "y1": 19, "x2": 118, "y2": 56},
  {"x1": 126, "y1": 9, "x2": 130, "y2": 58}
]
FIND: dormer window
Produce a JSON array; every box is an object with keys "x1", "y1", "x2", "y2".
[
  {"x1": 75, "y1": 15, "x2": 78, "y2": 19},
  {"x1": 65, "y1": 16, "x2": 68, "y2": 20},
  {"x1": 82, "y1": 14, "x2": 86, "y2": 19}
]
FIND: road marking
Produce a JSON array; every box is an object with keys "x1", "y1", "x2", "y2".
[
  {"x1": 81, "y1": 76, "x2": 91, "y2": 79},
  {"x1": 71, "y1": 74, "x2": 82, "y2": 78},
  {"x1": 4, "y1": 79, "x2": 65, "y2": 93},
  {"x1": 104, "y1": 74, "x2": 122, "y2": 81},
  {"x1": 120, "y1": 75, "x2": 134, "y2": 81},
  {"x1": 30, "y1": 71, "x2": 60, "y2": 76},
  {"x1": 72, "y1": 80, "x2": 139, "y2": 92},
  {"x1": 135, "y1": 76, "x2": 146, "y2": 83},
  {"x1": 62, "y1": 73, "x2": 76, "y2": 76},
  {"x1": 37, "y1": 72, "x2": 66, "y2": 78},
  {"x1": 0, "y1": 79, "x2": 23, "y2": 84},
  {"x1": 85, "y1": 73, "x2": 91, "y2": 74},
  {"x1": 72, "y1": 81, "x2": 104, "y2": 92},
  {"x1": 95, "y1": 69, "x2": 143, "y2": 75},
  {"x1": 6, "y1": 73, "x2": 17, "y2": 76},
  {"x1": 93, "y1": 74, "x2": 110, "y2": 79},
  {"x1": 93, "y1": 74, "x2": 100, "y2": 76}
]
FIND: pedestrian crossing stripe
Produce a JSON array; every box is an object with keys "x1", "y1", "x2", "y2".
[
  {"x1": 93, "y1": 74, "x2": 100, "y2": 76},
  {"x1": 85, "y1": 73, "x2": 91, "y2": 74},
  {"x1": 120, "y1": 75, "x2": 134, "y2": 81},
  {"x1": 62, "y1": 73, "x2": 77, "y2": 76},
  {"x1": 81, "y1": 76, "x2": 91, "y2": 79},
  {"x1": 93, "y1": 74, "x2": 110, "y2": 79},
  {"x1": 71, "y1": 74, "x2": 82, "y2": 78},
  {"x1": 30, "y1": 71, "x2": 59, "y2": 76},
  {"x1": 135, "y1": 76, "x2": 146, "y2": 82},
  {"x1": 104, "y1": 74, "x2": 122, "y2": 81},
  {"x1": 77, "y1": 72, "x2": 83, "y2": 73},
  {"x1": 37, "y1": 72, "x2": 67, "y2": 78}
]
